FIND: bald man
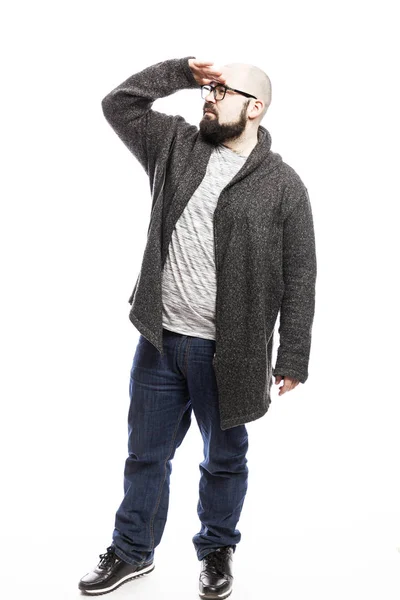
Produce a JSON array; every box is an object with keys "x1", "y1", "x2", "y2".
[
  {"x1": 197, "y1": 60, "x2": 272, "y2": 156},
  {"x1": 79, "y1": 56, "x2": 317, "y2": 599}
]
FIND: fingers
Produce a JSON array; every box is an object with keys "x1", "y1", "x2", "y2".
[
  {"x1": 212, "y1": 69, "x2": 226, "y2": 83},
  {"x1": 276, "y1": 376, "x2": 300, "y2": 396},
  {"x1": 193, "y1": 60, "x2": 214, "y2": 66},
  {"x1": 194, "y1": 60, "x2": 226, "y2": 83}
]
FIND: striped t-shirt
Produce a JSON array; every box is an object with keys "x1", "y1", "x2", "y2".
[{"x1": 161, "y1": 143, "x2": 248, "y2": 340}]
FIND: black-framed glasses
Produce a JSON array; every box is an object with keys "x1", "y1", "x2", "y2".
[{"x1": 201, "y1": 83, "x2": 257, "y2": 101}]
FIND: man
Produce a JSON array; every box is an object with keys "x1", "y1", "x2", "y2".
[{"x1": 78, "y1": 57, "x2": 317, "y2": 598}]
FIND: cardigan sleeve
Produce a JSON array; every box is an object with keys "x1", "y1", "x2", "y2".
[
  {"x1": 272, "y1": 188, "x2": 317, "y2": 383},
  {"x1": 100, "y1": 56, "x2": 200, "y2": 175}
]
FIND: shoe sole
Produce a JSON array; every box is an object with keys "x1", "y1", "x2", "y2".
[
  {"x1": 79, "y1": 562, "x2": 155, "y2": 596},
  {"x1": 199, "y1": 588, "x2": 232, "y2": 599}
]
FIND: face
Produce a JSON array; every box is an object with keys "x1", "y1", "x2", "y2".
[{"x1": 199, "y1": 84, "x2": 252, "y2": 146}]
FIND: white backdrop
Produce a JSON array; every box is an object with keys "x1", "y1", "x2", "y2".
[{"x1": 1, "y1": 1, "x2": 399, "y2": 598}]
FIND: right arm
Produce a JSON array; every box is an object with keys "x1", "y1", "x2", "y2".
[
  {"x1": 101, "y1": 57, "x2": 227, "y2": 177},
  {"x1": 101, "y1": 56, "x2": 198, "y2": 175}
]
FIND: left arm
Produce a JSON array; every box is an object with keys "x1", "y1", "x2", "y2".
[{"x1": 273, "y1": 188, "x2": 317, "y2": 384}]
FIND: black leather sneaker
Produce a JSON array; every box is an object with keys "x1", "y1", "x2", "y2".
[
  {"x1": 198, "y1": 546, "x2": 234, "y2": 599},
  {"x1": 78, "y1": 545, "x2": 154, "y2": 595}
]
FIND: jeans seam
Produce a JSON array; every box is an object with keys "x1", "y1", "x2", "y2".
[
  {"x1": 183, "y1": 337, "x2": 193, "y2": 377},
  {"x1": 148, "y1": 402, "x2": 189, "y2": 550}
]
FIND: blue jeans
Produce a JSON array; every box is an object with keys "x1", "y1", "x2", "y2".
[{"x1": 112, "y1": 328, "x2": 249, "y2": 565}]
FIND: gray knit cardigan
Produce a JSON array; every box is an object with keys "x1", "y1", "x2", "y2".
[{"x1": 101, "y1": 56, "x2": 317, "y2": 430}]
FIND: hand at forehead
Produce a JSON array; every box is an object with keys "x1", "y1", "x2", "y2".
[{"x1": 212, "y1": 64, "x2": 247, "y2": 89}]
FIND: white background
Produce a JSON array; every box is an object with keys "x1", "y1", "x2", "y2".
[{"x1": 1, "y1": 1, "x2": 399, "y2": 598}]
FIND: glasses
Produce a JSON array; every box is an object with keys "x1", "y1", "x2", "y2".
[{"x1": 201, "y1": 83, "x2": 257, "y2": 101}]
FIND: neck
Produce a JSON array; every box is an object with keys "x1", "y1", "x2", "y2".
[{"x1": 221, "y1": 128, "x2": 259, "y2": 157}]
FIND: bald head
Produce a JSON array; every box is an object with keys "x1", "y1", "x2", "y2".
[{"x1": 223, "y1": 62, "x2": 272, "y2": 122}]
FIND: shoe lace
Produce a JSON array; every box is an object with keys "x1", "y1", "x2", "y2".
[
  {"x1": 98, "y1": 545, "x2": 116, "y2": 569},
  {"x1": 204, "y1": 546, "x2": 231, "y2": 576}
]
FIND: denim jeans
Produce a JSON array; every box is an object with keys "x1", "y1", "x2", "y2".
[{"x1": 112, "y1": 327, "x2": 249, "y2": 565}]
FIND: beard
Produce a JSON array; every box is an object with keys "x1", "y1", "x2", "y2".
[{"x1": 199, "y1": 100, "x2": 251, "y2": 145}]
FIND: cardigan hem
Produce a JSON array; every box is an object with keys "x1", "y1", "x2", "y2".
[
  {"x1": 128, "y1": 310, "x2": 163, "y2": 356},
  {"x1": 220, "y1": 402, "x2": 272, "y2": 431}
]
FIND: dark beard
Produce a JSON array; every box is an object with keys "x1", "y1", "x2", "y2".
[{"x1": 199, "y1": 100, "x2": 250, "y2": 145}]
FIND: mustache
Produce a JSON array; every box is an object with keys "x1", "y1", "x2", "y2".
[{"x1": 203, "y1": 104, "x2": 217, "y2": 115}]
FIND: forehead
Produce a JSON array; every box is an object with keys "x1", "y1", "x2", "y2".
[
  {"x1": 211, "y1": 65, "x2": 249, "y2": 91},
  {"x1": 223, "y1": 65, "x2": 249, "y2": 88}
]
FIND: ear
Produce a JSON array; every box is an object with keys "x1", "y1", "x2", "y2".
[{"x1": 248, "y1": 98, "x2": 264, "y2": 121}]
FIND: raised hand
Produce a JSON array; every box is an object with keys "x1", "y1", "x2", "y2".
[{"x1": 188, "y1": 59, "x2": 227, "y2": 86}]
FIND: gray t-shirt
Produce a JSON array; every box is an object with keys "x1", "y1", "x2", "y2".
[{"x1": 161, "y1": 143, "x2": 247, "y2": 340}]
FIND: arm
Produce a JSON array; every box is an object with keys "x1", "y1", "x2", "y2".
[
  {"x1": 272, "y1": 188, "x2": 317, "y2": 383},
  {"x1": 101, "y1": 56, "x2": 199, "y2": 176}
]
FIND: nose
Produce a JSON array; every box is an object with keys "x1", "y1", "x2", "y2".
[{"x1": 205, "y1": 89, "x2": 216, "y2": 103}]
